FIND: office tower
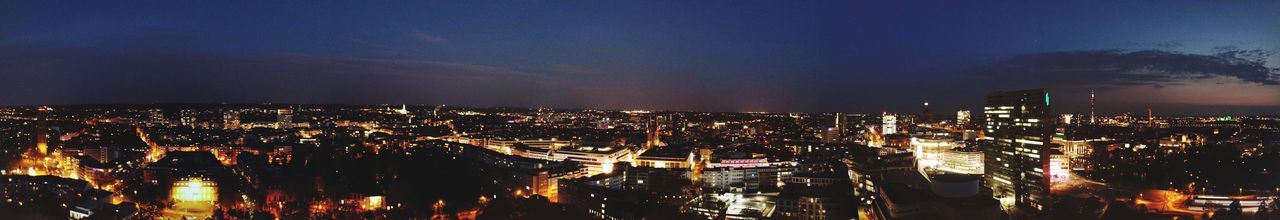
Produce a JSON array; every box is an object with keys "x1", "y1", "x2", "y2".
[
  {"x1": 1090, "y1": 90, "x2": 1096, "y2": 124},
  {"x1": 834, "y1": 112, "x2": 846, "y2": 133},
  {"x1": 956, "y1": 110, "x2": 971, "y2": 127},
  {"x1": 277, "y1": 108, "x2": 294, "y2": 129},
  {"x1": 822, "y1": 128, "x2": 839, "y2": 143},
  {"x1": 825, "y1": 112, "x2": 846, "y2": 143},
  {"x1": 982, "y1": 88, "x2": 1051, "y2": 211},
  {"x1": 36, "y1": 106, "x2": 50, "y2": 155},
  {"x1": 223, "y1": 110, "x2": 240, "y2": 130},
  {"x1": 882, "y1": 113, "x2": 898, "y2": 135}
]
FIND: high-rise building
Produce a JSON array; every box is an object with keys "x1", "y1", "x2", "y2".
[
  {"x1": 882, "y1": 113, "x2": 898, "y2": 135},
  {"x1": 982, "y1": 88, "x2": 1052, "y2": 211},
  {"x1": 1089, "y1": 90, "x2": 1096, "y2": 124},
  {"x1": 834, "y1": 112, "x2": 847, "y2": 133},
  {"x1": 223, "y1": 110, "x2": 240, "y2": 130},
  {"x1": 822, "y1": 128, "x2": 840, "y2": 143},
  {"x1": 277, "y1": 108, "x2": 293, "y2": 129},
  {"x1": 36, "y1": 106, "x2": 50, "y2": 155},
  {"x1": 825, "y1": 112, "x2": 846, "y2": 143},
  {"x1": 956, "y1": 110, "x2": 971, "y2": 127}
]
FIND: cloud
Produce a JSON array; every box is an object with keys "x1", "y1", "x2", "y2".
[
  {"x1": 954, "y1": 49, "x2": 1280, "y2": 112},
  {"x1": 968, "y1": 49, "x2": 1280, "y2": 86},
  {"x1": 407, "y1": 30, "x2": 449, "y2": 45}
]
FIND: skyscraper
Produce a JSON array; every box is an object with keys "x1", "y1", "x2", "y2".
[
  {"x1": 36, "y1": 106, "x2": 50, "y2": 155},
  {"x1": 825, "y1": 112, "x2": 846, "y2": 143},
  {"x1": 956, "y1": 110, "x2": 971, "y2": 127},
  {"x1": 1090, "y1": 90, "x2": 1096, "y2": 124},
  {"x1": 982, "y1": 88, "x2": 1052, "y2": 211},
  {"x1": 834, "y1": 112, "x2": 846, "y2": 133},
  {"x1": 882, "y1": 113, "x2": 898, "y2": 135}
]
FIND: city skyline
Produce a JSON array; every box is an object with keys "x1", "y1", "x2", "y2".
[
  {"x1": 2, "y1": 1, "x2": 1278, "y2": 115},
  {"x1": 5, "y1": 2, "x2": 1280, "y2": 219},
  {"x1": 1, "y1": 92, "x2": 1277, "y2": 219},
  {"x1": 0, "y1": 99, "x2": 1264, "y2": 117}
]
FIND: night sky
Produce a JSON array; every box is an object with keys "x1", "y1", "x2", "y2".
[{"x1": 2, "y1": 1, "x2": 1277, "y2": 115}]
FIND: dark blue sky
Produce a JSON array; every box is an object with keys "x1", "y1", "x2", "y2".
[{"x1": 2, "y1": 1, "x2": 1277, "y2": 115}]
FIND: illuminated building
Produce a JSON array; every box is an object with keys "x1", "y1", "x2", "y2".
[
  {"x1": 222, "y1": 110, "x2": 240, "y2": 130},
  {"x1": 171, "y1": 177, "x2": 217, "y2": 203},
  {"x1": 1052, "y1": 137, "x2": 1106, "y2": 171},
  {"x1": 149, "y1": 109, "x2": 166, "y2": 125},
  {"x1": 956, "y1": 110, "x2": 971, "y2": 127},
  {"x1": 776, "y1": 172, "x2": 857, "y2": 220},
  {"x1": 937, "y1": 148, "x2": 984, "y2": 175},
  {"x1": 485, "y1": 138, "x2": 575, "y2": 152},
  {"x1": 439, "y1": 141, "x2": 587, "y2": 200},
  {"x1": 875, "y1": 174, "x2": 1001, "y2": 220},
  {"x1": 634, "y1": 147, "x2": 695, "y2": 169},
  {"x1": 835, "y1": 112, "x2": 847, "y2": 134},
  {"x1": 1186, "y1": 195, "x2": 1278, "y2": 213},
  {"x1": 645, "y1": 115, "x2": 666, "y2": 148},
  {"x1": 883, "y1": 134, "x2": 911, "y2": 149},
  {"x1": 360, "y1": 195, "x2": 385, "y2": 211},
  {"x1": 822, "y1": 127, "x2": 840, "y2": 143},
  {"x1": 515, "y1": 145, "x2": 634, "y2": 175},
  {"x1": 686, "y1": 193, "x2": 779, "y2": 219},
  {"x1": 394, "y1": 104, "x2": 409, "y2": 115},
  {"x1": 1048, "y1": 151, "x2": 1068, "y2": 184},
  {"x1": 846, "y1": 151, "x2": 913, "y2": 203},
  {"x1": 824, "y1": 112, "x2": 846, "y2": 143},
  {"x1": 163, "y1": 177, "x2": 217, "y2": 219},
  {"x1": 1089, "y1": 90, "x2": 1096, "y2": 124},
  {"x1": 69, "y1": 200, "x2": 137, "y2": 219},
  {"x1": 179, "y1": 109, "x2": 196, "y2": 127},
  {"x1": 36, "y1": 107, "x2": 49, "y2": 155},
  {"x1": 982, "y1": 88, "x2": 1051, "y2": 210},
  {"x1": 882, "y1": 114, "x2": 898, "y2": 135},
  {"x1": 595, "y1": 118, "x2": 611, "y2": 130},
  {"x1": 144, "y1": 151, "x2": 228, "y2": 184},
  {"x1": 846, "y1": 149, "x2": 998, "y2": 220},
  {"x1": 277, "y1": 108, "x2": 293, "y2": 129},
  {"x1": 911, "y1": 137, "x2": 954, "y2": 171},
  {"x1": 702, "y1": 158, "x2": 798, "y2": 193}
]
